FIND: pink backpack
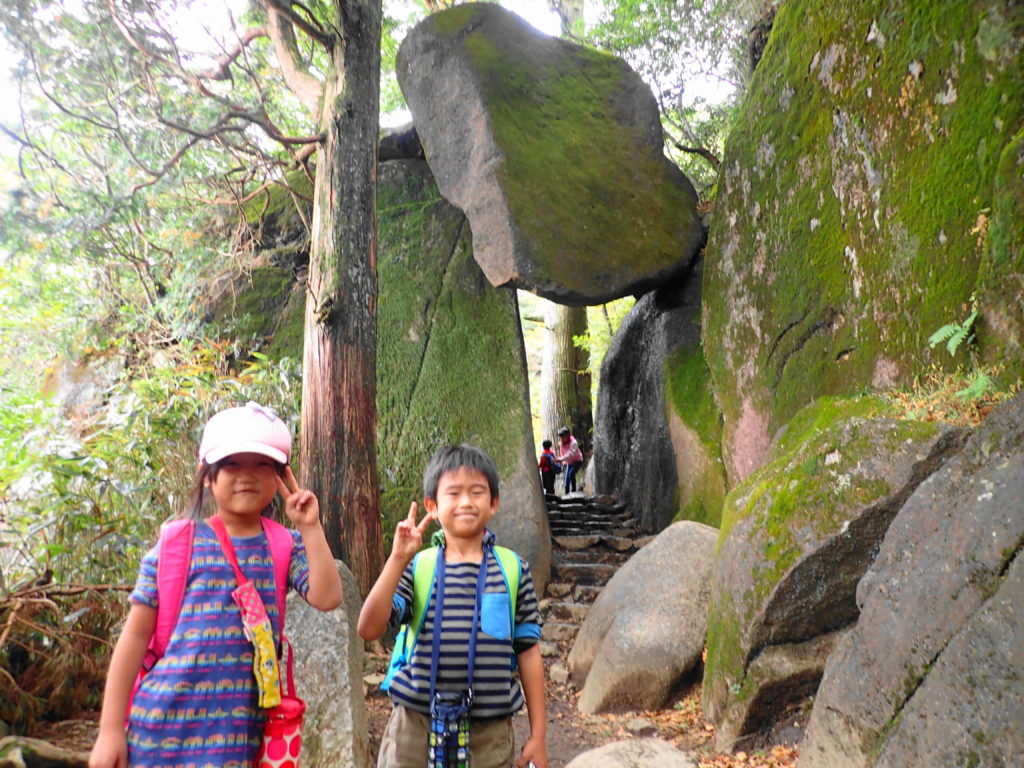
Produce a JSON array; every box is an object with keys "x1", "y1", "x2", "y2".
[{"x1": 129, "y1": 517, "x2": 293, "y2": 711}]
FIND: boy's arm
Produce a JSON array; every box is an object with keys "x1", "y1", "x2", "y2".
[
  {"x1": 357, "y1": 550, "x2": 411, "y2": 641},
  {"x1": 90, "y1": 604, "x2": 156, "y2": 768},
  {"x1": 516, "y1": 644, "x2": 548, "y2": 768},
  {"x1": 357, "y1": 500, "x2": 434, "y2": 641}
]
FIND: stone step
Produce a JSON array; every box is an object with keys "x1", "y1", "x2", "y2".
[
  {"x1": 573, "y1": 584, "x2": 603, "y2": 604},
  {"x1": 552, "y1": 535, "x2": 601, "y2": 550},
  {"x1": 604, "y1": 536, "x2": 637, "y2": 552},
  {"x1": 542, "y1": 600, "x2": 591, "y2": 623},
  {"x1": 553, "y1": 549, "x2": 628, "y2": 566},
  {"x1": 539, "y1": 640, "x2": 561, "y2": 657},
  {"x1": 546, "y1": 509, "x2": 625, "y2": 522},
  {"x1": 552, "y1": 535, "x2": 636, "y2": 554},
  {"x1": 552, "y1": 562, "x2": 618, "y2": 585},
  {"x1": 544, "y1": 581, "x2": 573, "y2": 599},
  {"x1": 548, "y1": 523, "x2": 621, "y2": 536},
  {"x1": 542, "y1": 622, "x2": 580, "y2": 643}
]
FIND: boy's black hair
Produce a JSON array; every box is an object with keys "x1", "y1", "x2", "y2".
[
  {"x1": 423, "y1": 444, "x2": 500, "y2": 501},
  {"x1": 542, "y1": 439, "x2": 552, "y2": 449}
]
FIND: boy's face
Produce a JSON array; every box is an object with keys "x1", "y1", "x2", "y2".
[{"x1": 424, "y1": 466, "x2": 498, "y2": 542}]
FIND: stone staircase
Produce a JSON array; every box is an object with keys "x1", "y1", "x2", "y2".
[{"x1": 538, "y1": 493, "x2": 651, "y2": 681}]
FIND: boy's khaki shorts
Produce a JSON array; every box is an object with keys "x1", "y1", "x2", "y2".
[{"x1": 376, "y1": 704, "x2": 515, "y2": 768}]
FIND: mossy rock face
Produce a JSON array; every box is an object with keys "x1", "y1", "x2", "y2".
[
  {"x1": 396, "y1": 3, "x2": 703, "y2": 305},
  {"x1": 206, "y1": 266, "x2": 295, "y2": 345},
  {"x1": 703, "y1": 401, "x2": 967, "y2": 730},
  {"x1": 702, "y1": 0, "x2": 1024, "y2": 484},
  {"x1": 593, "y1": 266, "x2": 725, "y2": 532},
  {"x1": 376, "y1": 159, "x2": 550, "y2": 587},
  {"x1": 977, "y1": 126, "x2": 1024, "y2": 373},
  {"x1": 664, "y1": 295, "x2": 728, "y2": 528},
  {"x1": 802, "y1": 391, "x2": 1024, "y2": 767}
]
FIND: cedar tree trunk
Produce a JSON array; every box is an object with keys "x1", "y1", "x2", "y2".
[
  {"x1": 541, "y1": 303, "x2": 593, "y2": 453},
  {"x1": 300, "y1": 0, "x2": 383, "y2": 597}
]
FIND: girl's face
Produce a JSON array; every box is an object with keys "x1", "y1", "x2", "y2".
[{"x1": 206, "y1": 452, "x2": 280, "y2": 520}]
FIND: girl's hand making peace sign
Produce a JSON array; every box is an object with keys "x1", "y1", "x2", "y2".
[
  {"x1": 276, "y1": 466, "x2": 321, "y2": 529},
  {"x1": 392, "y1": 501, "x2": 435, "y2": 563}
]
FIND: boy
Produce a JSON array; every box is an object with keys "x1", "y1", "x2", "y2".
[
  {"x1": 538, "y1": 439, "x2": 558, "y2": 496},
  {"x1": 358, "y1": 444, "x2": 548, "y2": 768}
]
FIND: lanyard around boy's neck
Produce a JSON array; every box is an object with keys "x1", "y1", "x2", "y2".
[{"x1": 429, "y1": 544, "x2": 489, "y2": 706}]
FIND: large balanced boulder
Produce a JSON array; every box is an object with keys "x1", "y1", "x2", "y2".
[
  {"x1": 801, "y1": 392, "x2": 1024, "y2": 767},
  {"x1": 701, "y1": 0, "x2": 1024, "y2": 484},
  {"x1": 593, "y1": 264, "x2": 726, "y2": 531},
  {"x1": 287, "y1": 561, "x2": 370, "y2": 768},
  {"x1": 568, "y1": 521, "x2": 717, "y2": 714},
  {"x1": 704, "y1": 398, "x2": 967, "y2": 750},
  {"x1": 376, "y1": 159, "x2": 550, "y2": 588},
  {"x1": 396, "y1": 3, "x2": 703, "y2": 305}
]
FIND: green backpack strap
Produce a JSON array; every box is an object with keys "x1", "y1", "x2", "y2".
[
  {"x1": 406, "y1": 546, "x2": 440, "y2": 658},
  {"x1": 382, "y1": 544, "x2": 522, "y2": 691}
]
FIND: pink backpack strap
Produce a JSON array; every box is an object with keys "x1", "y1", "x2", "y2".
[
  {"x1": 261, "y1": 517, "x2": 293, "y2": 633},
  {"x1": 145, "y1": 518, "x2": 195, "y2": 669}
]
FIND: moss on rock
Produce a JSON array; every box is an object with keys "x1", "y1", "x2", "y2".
[
  {"x1": 702, "y1": 0, "x2": 1024, "y2": 481},
  {"x1": 665, "y1": 344, "x2": 727, "y2": 527},
  {"x1": 398, "y1": 4, "x2": 703, "y2": 303},
  {"x1": 705, "y1": 396, "x2": 953, "y2": 725},
  {"x1": 207, "y1": 266, "x2": 294, "y2": 343},
  {"x1": 376, "y1": 159, "x2": 530, "y2": 537}
]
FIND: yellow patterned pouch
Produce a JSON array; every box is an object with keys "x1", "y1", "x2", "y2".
[
  {"x1": 232, "y1": 580, "x2": 282, "y2": 708},
  {"x1": 210, "y1": 516, "x2": 282, "y2": 709}
]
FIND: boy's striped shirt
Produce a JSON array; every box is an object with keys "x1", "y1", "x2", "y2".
[{"x1": 387, "y1": 540, "x2": 541, "y2": 719}]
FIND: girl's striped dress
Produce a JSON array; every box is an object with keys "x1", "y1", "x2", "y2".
[{"x1": 127, "y1": 520, "x2": 310, "y2": 768}]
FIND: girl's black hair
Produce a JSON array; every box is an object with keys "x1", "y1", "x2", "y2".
[
  {"x1": 422, "y1": 444, "x2": 500, "y2": 501},
  {"x1": 184, "y1": 459, "x2": 288, "y2": 521}
]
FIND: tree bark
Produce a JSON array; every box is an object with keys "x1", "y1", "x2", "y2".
[
  {"x1": 540, "y1": 303, "x2": 593, "y2": 454},
  {"x1": 300, "y1": 0, "x2": 383, "y2": 598}
]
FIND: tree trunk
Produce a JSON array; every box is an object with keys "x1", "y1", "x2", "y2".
[
  {"x1": 540, "y1": 303, "x2": 593, "y2": 454},
  {"x1": 300, "y1": 0, "x2": 383, "y2": 598}
]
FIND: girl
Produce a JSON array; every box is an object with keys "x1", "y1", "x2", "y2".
[{"x1": 89, "y1": 402, "x2": 343, "y2": 768}]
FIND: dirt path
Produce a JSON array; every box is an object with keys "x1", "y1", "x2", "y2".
[{"x1": 363, "y1": 646, "x2": 801, "y2": 768}]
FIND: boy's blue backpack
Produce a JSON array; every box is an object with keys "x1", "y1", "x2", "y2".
[{"x1": 381, "y1": 544, "x2": 521, "y2": 691}]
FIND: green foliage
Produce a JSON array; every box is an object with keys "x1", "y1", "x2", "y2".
[
  {"x1": 572, "y1": 296, "x2": 635, "y2": 389},
  {"x1": 583, "y1": 0, "x2": 749, "y2": 195},
  {"x1": 926, "y1": 296, "x2": 1000, "y2": 403},
  {"x1": 0, "y1": 343, "x2": 302, "y2": 589},
  {"x1": 928, "y1": 301, "x2": 979, "y2": 357}
]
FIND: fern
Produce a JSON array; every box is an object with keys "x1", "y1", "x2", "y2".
[
  {"x1": 928, "y1": 306, "x2": 977, "y2": 356},
  {"x1": 956, "y1": 372, "x2": 993, "y2": 401}
]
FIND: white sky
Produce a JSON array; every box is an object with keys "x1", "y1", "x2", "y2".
[{"x1": 0, "y1": 0, "x2": 731, "y2": 177}]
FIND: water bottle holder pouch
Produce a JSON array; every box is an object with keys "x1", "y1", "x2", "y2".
[{"x1": 429, "y1": 690, "x2": 472, "y2": 768}]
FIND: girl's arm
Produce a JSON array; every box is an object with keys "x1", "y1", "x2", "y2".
[
  {"x1": 89, "y1": 603, "x2": 156, "y2": 768},
  {"x1": 277, "y1": 468, "x2": 343, "y2": 611},
  {"x1": 296, "y1": 519, "x2": 343, "y2": 611},
  {"x1": 516, "y1": 644, "x2": 548, "y2": 768}
]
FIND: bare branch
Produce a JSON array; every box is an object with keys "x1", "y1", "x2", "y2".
[
  {"x1": 263, "y1": 0, "x2": 331, "y2": 47},
  {"x1": 263, "y1": 1, "x2": 326, "y2": 120},
  {"x1": 672, "y1": 140, "x2": 720, "y2": 170},
  {"x1": 197, "y1": 26, "x2": 270, "y2": 80}
]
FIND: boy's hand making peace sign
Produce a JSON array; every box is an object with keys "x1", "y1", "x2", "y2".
[
  {"x1": 276, "y1": 466, "x2": 321, "y2": 529},
  {"x1": 392, "y1": 501, "x2": 435, "y2": 563}
]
